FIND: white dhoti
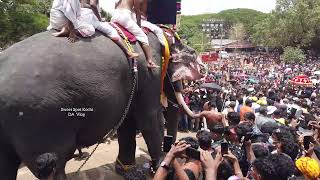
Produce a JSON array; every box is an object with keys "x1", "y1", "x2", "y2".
[
  {"x1": 131, "y1": 13, "x2": 166, "y2": 46},
  {"x1": 141, "y1": 20, "x2": 166, "y2": 46},
  {"x1": 80, "y1": 8, "x2": 120, "y2": 39},
  {"x1": 111, "y1": 9, "x2": 149, "y2": 45},
  {"x1": 47, "y1": 0, "x2": 95, "y2": 37}
]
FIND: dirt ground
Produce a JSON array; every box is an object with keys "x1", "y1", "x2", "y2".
[{"x1": 17, "y1": 132, "x2": 195, "y2": 180}]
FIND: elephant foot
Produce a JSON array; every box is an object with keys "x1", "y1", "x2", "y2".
[{"x1": 114, "y1": 158, "x2": 137, "y2": 176}]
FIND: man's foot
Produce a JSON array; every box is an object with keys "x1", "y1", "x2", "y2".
[
  {"x1": 127, "y1": 52, "x2": 139, "y2": 59},
  {"x1": 52, "y1": 27, "x2": 69, "y2": 37},
  {"x1": 147, "y1": 61, "x2": 160, "y2": 68}
]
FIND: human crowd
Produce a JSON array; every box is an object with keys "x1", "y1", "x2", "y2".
[{"x1": 153, "y1": 52, "x2": 320, "y2": 180}]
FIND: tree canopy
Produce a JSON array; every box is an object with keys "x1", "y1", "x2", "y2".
[
  {"x1": 0, "y1": 0, "x2": 51, "y2": 48},
  {"x1": 178, "y1": 8, "x2": 267, "y2": 52},
  {"x1": 252, "y1": 0, "x2": 320, "y2": 50},
  {"x1": 281, "y1": 46, "x2": 306, "y2": 63}
]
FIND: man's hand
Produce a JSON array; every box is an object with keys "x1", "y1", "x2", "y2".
[
  {"x1": 308, "y1": 121, "x2": 320, "y2": 129},
  {"x1": 223, "y1": 151, "x2": 238, "y2": 164},
  {"x1": 200, "y1": 151, "x2": 222, "y2": 172},
  {"x1": 166, "y1": 141, "x2": 190, "y2": 159}
]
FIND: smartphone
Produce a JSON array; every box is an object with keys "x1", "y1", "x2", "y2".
[
  {"x1": 186, "y1": 147, "x2": 201, "y2": 160},
  {"x1": 221, "y1": 142, "x2": 229, "y2": 155},
  {"x1": 304, "y1": 136, "x2": 312, "y2": 150},
  {"x1": 163, "y1": 135, "x2": 173, "y2": 152}
]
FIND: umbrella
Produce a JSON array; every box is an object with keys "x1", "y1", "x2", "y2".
[
  {"x1": 289, "y1": 75, "x2": 313, "y2": 86},
  {"x1": 248, "y1": 78, "x2": 259, "y2": 84},
  {"x1": 314, "y1": 71, "x2": 320, "y2": 75},
  {"x1": 200, "y1": 83, "x2": 222, "y2": 91}
]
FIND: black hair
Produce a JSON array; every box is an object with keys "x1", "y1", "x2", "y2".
[
  {"x1": 235, "y1": 122, "x2": 253, "y2": 138},
  {"x1": 208, "y1": 101, "x2": 216, "y2": 109},
  {"x1": 35, "y1": 153, "x2": 58, "y2": 179},
  {"x1": 238, "y1": 98, "x2": 243, "y2": 105},
  {"x1": 268, "y1": 153, "x2": 296, "y2": 180},
  {"x1": 179, "y1": 137, "x2": 199, "y2": 149},
  {"x1": 279, "y1": 137, "x2": 299, "y2": 160},
  {"x1": 260, "y1": 122, "x2": 279, "y2": 135},
  {"x1": 252, "y1": 158, "x2": 276, "y2": 180},
  {"x1": 217, "y1": 159, "x2": 234, "y2": 180},
  {"x1": 252, "y1": 144, "x2": 270, "y2": 158},
  {"x1": 227, "y1": 112, "x2": 240, "y2": 126},
  {"x1": 259, "y1": 107, "x2": 268, "y2": 116},
  {"x1": 196, "y1": 130, "x2": 212, "y2": 150},
  {"x1": 244, "y1": 112, "x2": 255, "y2": 123},
  {"x1": 245, "y1": 99, "x2": 253, "y2": 107}
]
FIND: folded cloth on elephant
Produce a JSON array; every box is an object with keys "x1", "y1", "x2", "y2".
[{"x1": 110, "y1": 22, "x2": 137, "y2": 43}]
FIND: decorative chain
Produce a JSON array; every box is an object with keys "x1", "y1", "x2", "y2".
[{"x1": 76, "y1": 69, "x2": 137, "y2": 173}]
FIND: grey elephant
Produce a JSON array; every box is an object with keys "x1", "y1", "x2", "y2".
[{"x1": 0, "y1": 30, "x2": 205, "y2": 180}]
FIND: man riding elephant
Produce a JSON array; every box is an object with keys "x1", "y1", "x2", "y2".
[{"x1": 0, "y1": 25, "x2": 205, "y2": 179}]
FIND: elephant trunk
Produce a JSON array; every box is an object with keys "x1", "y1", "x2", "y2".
[{"x1": 175, "y1": 92, "x2": 195, "y2": 118}]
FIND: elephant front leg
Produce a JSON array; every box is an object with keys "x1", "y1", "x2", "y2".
[
  {"x1": 165, "y1": 105, "x2": 180, "y2": 142},
  {"x1": 141, "y1": 109, "x2": 164, "y2": 174},
  {"x1": 116, "y1": 118, "x2": 137, "y2": 175}
]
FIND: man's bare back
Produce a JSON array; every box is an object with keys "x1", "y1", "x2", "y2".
[{"x1": 201, "y1": 110, "x2": 223, "y2": 124}]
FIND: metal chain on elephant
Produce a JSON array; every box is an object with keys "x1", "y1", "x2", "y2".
[{"x1": 76, "y1": 70, "x2": 138, "y2": 173}]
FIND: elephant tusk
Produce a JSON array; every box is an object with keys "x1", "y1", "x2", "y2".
[{"x1": 175, "y1": 92, "x2": 195, "y2": 118}]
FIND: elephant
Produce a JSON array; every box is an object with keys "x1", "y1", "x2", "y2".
[{"x1": 0, "y1": 30, "x2": 205, "y2": 180}]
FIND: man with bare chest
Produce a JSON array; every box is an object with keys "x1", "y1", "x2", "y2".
[
  {"x1": 194, "y1": 101, "x2": 223, "y2": 126},
  {"x1": 112, "y1": 0, "x2": 159, "y2": 68}
]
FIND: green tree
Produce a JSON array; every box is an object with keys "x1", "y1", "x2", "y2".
[
  {"x1": 229, "y1": 23, "x2": 246, "y2": 41},
  {"x1": 281, "y1": 46, "x2": 306, "y2": 63},
  {"x1": 178, "y1": 9, "x2": 267, "y2": 53},
  {"x1": 252, "y1": 0, "x2": 320, "y2": 49},
  {"x1": 0, "y1": 0, "x2": 49, "y2": 48}
]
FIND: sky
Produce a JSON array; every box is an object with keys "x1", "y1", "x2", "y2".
[{"x1": 100, "y1": 0, "x2": 276, "y2": 15}]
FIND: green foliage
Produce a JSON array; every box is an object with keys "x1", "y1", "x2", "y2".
[
  {"x1": 0, "y1": 0, "x2": 50, "y2": 48},
  {"x1": 252, "y1": 0, "x2": 320, "y2": 49},
  {"x1": 101, "y1": 8, "x2": 112, "y2": 22},
  {"x1": 229, "y1": 23, "x2": 246, "y2": 41},
  {"x1": 281, "y1": 46, "x2": 306, "y2": 63},
  {"x1": 178, "y1": 9, "x2": 267, "y2": 52}
]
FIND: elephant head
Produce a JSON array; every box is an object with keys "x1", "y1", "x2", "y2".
[
  {"x1": 170, "y1": 43, "x2": 207, "y2": 82},
  {"x1": 167, "y1": 40, "x2": 207, "y2": 118}
]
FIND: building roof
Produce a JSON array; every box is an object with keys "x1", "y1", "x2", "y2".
[{"x1": 210, "y1": 39, "x2": 255, "y2": 49}]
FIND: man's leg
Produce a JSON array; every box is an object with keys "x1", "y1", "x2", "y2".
[
  {"x1": 140, "y1": 43, "x2": 159, "y2": 68},
  {"x1": 52, "y1": 25, "x2": 70, "y2": 37},
  {"x1": 115, "y1": 15, "x2": 159, "y2": 68},
  {"x1": 141, "y1": 20, "x2": 166, "y2": 46}
]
